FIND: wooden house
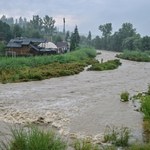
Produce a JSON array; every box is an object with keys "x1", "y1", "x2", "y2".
[{"x1": 6, "y1": 38, "x2": 58, "y2": 56}]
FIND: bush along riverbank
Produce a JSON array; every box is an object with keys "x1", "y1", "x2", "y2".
[
  {"x1": 0, "y1": 47, "x2": 97, "y2": 83},
  {"x1": 88, "y1": 59, "x2": 122, "y2": 71},
  {"x1": 116, "y1": 50, "x2": 150, "y2": 62},
  {"x1": 131, "y1": 85, "x2": 150, "y2": 143},
  {"x1": 122, "y1": 85, "x2": 150, "y2": 149}
]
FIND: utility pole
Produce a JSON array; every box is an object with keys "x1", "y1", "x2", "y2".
[{"x1": 63, "y1": 18, "x2": 65, "y2": 41}]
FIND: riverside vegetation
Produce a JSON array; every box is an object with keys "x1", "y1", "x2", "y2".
[
  {"x1": 0, "y1": 125, "x2": 131, "y2": 150},
  {"x1": 88, "y1": 59, "x2": 121, "y2": 71},
  {"x1": 117, "y1": 85, "x2": 150, "y2": 149},
  {"x1": 116, "y1": 50, "x2": 150, "y2": 62},
  {"x1": 0, "y1": 48, "x2": 122, "y2": 84},
  {"x1": 0, "y1": 47, "x2": 97, "y2": 83}
]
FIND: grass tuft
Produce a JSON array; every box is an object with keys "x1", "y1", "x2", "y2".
[
  {"x1": 120, "y1": 91, "x2": 130, "y2": 102},
  {"x1": 0, "y1": 127, "x2": 67, "y2": 150},
  {"x1": 103, "y1": 125, "x2": 130, "y2": 147}
]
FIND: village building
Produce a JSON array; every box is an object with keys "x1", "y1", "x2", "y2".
[
  {"x1": 56, "y1": 41, "x2": 70, "y2": 53},
  {"x1": 38, "y1": 42, "x2": 58, "y2": 54},
  {"x1": 6, "y1": 37, "x2": 58, "y2": 56}
]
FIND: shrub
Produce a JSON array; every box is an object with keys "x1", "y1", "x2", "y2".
[
  {"x1": 103, "y1": 125, "x2": 130, "y2": 147},
  {"x1": 88, "y1": 59, "x2": 121, "y2": 71},
  {"x1": 120, "y1": 91, "x2": 129, "y2": 102}
]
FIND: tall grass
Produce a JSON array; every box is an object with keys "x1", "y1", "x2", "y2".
[
  {"x1": 73, "y1": 139, "x2": 100, "y2": 150},
  {"x1": 141, "y1": 96, "x2": 150, "y2": 120},
  {"x1": 0, "y1": 47, "x2": 96, "y2": 83},
  {"x1": 0, "y1": 127, "x2": 67, "y2": 150},
  {"x1": 129, "y1": 143, "x2": 150, "y2": 150},
  {"x1": 116, "y1": 50, "x2": 150, "y2": 62},
  {"x1": 103, "y1": 125, "x2": 130, "y2": 147},
  {"x1": 0, "y1": 48, "x2": 96, "y2": 70}
]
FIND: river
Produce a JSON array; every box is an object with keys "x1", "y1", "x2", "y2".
[{"x1": 0, "y1": 50, "x2": 150, "y2": 142}]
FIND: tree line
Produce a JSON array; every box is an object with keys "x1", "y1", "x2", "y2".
[
  {"x1": 0, "y1": 15, "x2": 57, "y2": 40},
  {"x1": 0, "y1": 14, "x2": 150, "y2": 52},
  {"x1": 92, "y1": 23, "x2": 150, "y2": 52}
]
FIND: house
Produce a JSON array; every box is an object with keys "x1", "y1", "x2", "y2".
[
  {"x1": 56, "y1": 41, "x2": 70, "y2": 53},
  {"x1": 38, "y1": 42, "x2": 58, "y2": 54},
  {"x1": 6, "y1": 37, "x2": 58, "y2": 56}
]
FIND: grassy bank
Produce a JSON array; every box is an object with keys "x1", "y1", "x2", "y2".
[
  {"x1": 88, "y1": 59, "x2": 121, "y2": 71},
  {"x1": 0, "y1": 48, "x2": 96, "y2": 83},
  {"x1": 116, "y1": 50, "x2": 150, "y2": 62},
  {"x1": 132, "y1": 85, "x2": 150, "y2": 144}
]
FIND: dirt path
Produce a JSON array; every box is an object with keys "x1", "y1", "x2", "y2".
[{"x1": 0, "y1": 50, "x2": 150, "y2": 142}]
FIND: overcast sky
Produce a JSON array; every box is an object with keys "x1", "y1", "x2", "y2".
[{"x1": 0, "y1": 0, "x2": 150, "y2": 37}]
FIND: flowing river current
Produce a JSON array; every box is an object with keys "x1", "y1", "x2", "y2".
[{"x1": 0, "y1": 50, "x2": 150, "y2": 142}]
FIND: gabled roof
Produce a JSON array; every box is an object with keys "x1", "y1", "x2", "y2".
[
  {"x1": 7, "y1": 42, "x2": 22, "y2": 48},
  {"x1": 56, "y1": 41, "x2": 68, "y2": 48},
  {"x1": 22, "y1": 40, "x2": 30, "y2": 45},
  {"x1": 7, "y1": 38, "x2": 47, "y2": 48},
  {"x1": 38, "y1": 42, "x2": 57, "y2": 49},
  {"x1": 26, "y1": 38, "x2": 46, "y2": 43}
]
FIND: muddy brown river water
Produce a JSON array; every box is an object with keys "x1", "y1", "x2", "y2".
[{"x1": 0, "y1": 50, "x2": 150, "y2": 143}]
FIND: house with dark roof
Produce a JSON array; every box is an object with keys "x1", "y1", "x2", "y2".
[
  {"x1": 6, "y1": 37, "x2": 58, "y2": 56},
  {"x1": 56, "y1": 41, "x2": 70, "y2": 53}
]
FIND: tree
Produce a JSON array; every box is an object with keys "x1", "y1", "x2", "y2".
[
  {"x1": 99, "y1": 23, "x2": 112, "y2": 50},
  {"x1": 65, "y1": 31, "x2": 70, "y2": 41},
  {"x1": 119, "y1": 23, "x2": 136, "y2": 39},
  {"x1": 141, "y1": 36, "x2": 150, "y2": 51},
  {"x1": 1, "y1": 15, "x2": 7, "y2": 23},
  {"x1": 110, "y1": 23, "x2": 137, "y2": 51},
  {"x1": 30, "y1": 15, "x2": 43, "y2": 32},
  {"x1": 99, "y1": 23, "x2": 112, "y2": 37},
  {"x1": 122, "y1": 35, "x2": 141, "y2": 51},
  {"x1": 43, "y1": 15, "x2": 55, "y2": 36},
  {"x1": 0, "y1": 20, "x2": 12, "y2": 41},
  {"x1": 92, "y1": 36, "x2": 102, "y2": 49},
  {"x1": 87, "y1": 31, "x2": 92, "y2": 46},
  {"x1": 12, "y1": 24, "x2": 22, "y2": 38},
  {"x1": 70, "y1": 26, "x2": 80, "y2": 51}
]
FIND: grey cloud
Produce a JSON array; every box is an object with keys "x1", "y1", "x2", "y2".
[{"x1": 0, "y1": 0, "x2": 150, "y2": 36}]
